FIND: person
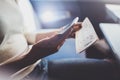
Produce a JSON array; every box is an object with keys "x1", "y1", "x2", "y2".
[{"x1": 0, "y1": 0, "x2": 81, "y2": 80}]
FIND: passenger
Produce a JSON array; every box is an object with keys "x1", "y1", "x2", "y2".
[
  {"x1": 0, "y1": 0, "x2": 117, "y2": 80},
  {"x1": 0, "y1": 0, "x2": 81, "y2": 79}
]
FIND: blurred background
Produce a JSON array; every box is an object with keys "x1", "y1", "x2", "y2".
[
  {"x1": 28, "y1": 0, "x2": 120, "y2": 60},
  {"x1": 30, "y1": 0, "x2": 120, "y2": 37}
]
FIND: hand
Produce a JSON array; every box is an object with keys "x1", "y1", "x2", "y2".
[
  {"x1": 59, "y1": 22, "x2": 82, "y2": 38},
  {"x1": 69, "y1": 22, "x2": 82, "y2": 38},
  {"x1": 28, "y1": 30, "x2": 71, "y2": 61}
]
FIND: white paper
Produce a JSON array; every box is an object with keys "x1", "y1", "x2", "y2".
[{"x1": 75, "y1": 17, "x2": 99, "y2": 53}]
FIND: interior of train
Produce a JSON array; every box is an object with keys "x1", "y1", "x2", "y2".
[
  {"x1": 26, "y1": 0, "x2": 120, "y2": 80},
  {"x1": 1, "y1": 0, "x2": 120, "y2": 80}
]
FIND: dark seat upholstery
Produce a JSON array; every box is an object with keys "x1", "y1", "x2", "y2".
[{"x1": 48, "y1": 58, "x2": 116, "y2": 80}]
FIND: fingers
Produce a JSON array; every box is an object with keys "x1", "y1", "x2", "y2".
[
  {"x1": 72, "y1": 22, "x2": 82, "y2": 32},
  {"x1": 35, "y1": 22, "x2": 82, "y2": 53},
  {"x1": 74, "y1": 22, "x2": 82, "y2": 27}
]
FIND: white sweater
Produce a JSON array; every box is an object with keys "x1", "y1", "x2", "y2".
[{"x1": 0, "y1": 0, "x2": 40, "y2": 80}]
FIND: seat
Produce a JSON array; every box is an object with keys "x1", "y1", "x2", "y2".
[{"x1": 48, "y1": 58, "x2": 116, "y2": 80}]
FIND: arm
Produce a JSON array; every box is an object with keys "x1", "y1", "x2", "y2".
[
  {"x1": 0, "y1": 35, "x2": 59, "y2": 76},
  {"x1": 0, "y1": 27, "x2": 71, "y2": 76},
  {"x1": 0, "y1": 23, "x2": 82, "y2": 77},
  {"x1": 24, "y1": 29, "x2": 59, "y2": 45},
  {"x1": 25, "y1": 22, "x2": 82, "y2": 45}
]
